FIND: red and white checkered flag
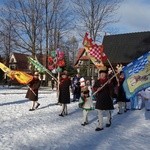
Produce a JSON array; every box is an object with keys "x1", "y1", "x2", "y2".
[
  {"x1": 89, "y1": 46, "x2": 101, "y2": 60},
  {"x1": 89, "y1": 45, "x2": 107, "y2": 61}
]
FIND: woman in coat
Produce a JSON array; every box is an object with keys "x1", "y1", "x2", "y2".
[
  {"x1": 26, "y1": 72, "x2": 41, "y2": 111},
  {"x1": 93, "y1": 69, "x2": 114, "y2": 131},
  {"x1": 58, "y1": 71, "x2": 71, "y2": 116}
]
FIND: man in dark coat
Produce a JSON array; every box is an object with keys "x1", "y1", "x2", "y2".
[
  {"x1": 58, "y1": 71, "x2": 71, "y2": 116},
  {"x1": 72, "y1": 73, "x2": 81, "y2": 102},
  {"x1": 93, "y1": 69, "x2": 114, "y2": 131},
  {"x1": 26, "y1": 72, "x2": 41, "y2": 111}
]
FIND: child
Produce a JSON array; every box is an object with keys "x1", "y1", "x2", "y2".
[
  {"x1": 85, "y1": 80, "x2": 92, "y2": 96},
  {"x1": 79, "y1": 86, "x2": 94, "y2": 126}
]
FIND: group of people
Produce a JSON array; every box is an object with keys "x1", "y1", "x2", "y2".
[
  {"x1": 130, "y1": 88, "x2": 150, "y2": 111},
  {"x1": 25, "y1": 69, "x2": 150, "y2": 131}
]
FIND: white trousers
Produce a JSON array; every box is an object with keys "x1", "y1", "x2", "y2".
[
  {"x1": 137, "y1": 97, "x2": 143, "y2": 109},
  {"x1": 97, "y1": 110, "x2": 111, "y2": 128},
  {"x1": 118, "y1": 102, "x2": 126, "y2": 113},
  {"x1": 82, "y1": 109, "x2": 89, "y2": 123}
]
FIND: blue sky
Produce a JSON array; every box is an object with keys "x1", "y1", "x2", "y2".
[
  {"x1": 0, "y1": 0, "x2": 150, "y2": 35},
  {"x1": 113, "y1": 0, "x2": 150, "y2": 34}
]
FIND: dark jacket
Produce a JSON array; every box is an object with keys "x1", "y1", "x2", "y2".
[
  {"x1": 93, "y1": 78, "x2": 114, "y2": 110},
  {"x1": 58, "y1": 77, "x2": 71, "y2": 104},
  {"x1": 25, "y1": 78, "x2": 41, "y2": 101},
  {"x1": 117, "y1": 78, "x2": 127, "y2": 102}
]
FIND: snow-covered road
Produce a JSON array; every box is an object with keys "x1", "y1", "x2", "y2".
[{"x1": 0, "y1": 86, "x2": 150, "y2": 150}]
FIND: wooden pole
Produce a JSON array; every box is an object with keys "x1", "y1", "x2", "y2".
[
  {"x1": 92, "y1": 71, "x2": 120, "y2": 96},
  {"x1": 57, "y1": 72, "x2": 60, "y2": 99},
  {"x1": 107, "y1": 58, "x2": 119, "y2": 84}
]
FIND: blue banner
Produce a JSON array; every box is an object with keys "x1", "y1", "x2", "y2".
[{"x1": 123, "y1": 51, "x2": 150, "y2": 99}]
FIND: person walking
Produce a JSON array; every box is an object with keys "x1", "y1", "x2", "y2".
[
  {"x1": 51, "y1": 78, "x2": 55, "y2": 91},
  {"x1": 117, "y1": 71, "x2": 127, "y2": 114},
  {"x1": 58, "y1": 71, "x2": 71, "y2": 116},
  {"x1": 79, "y1": 86, "x2": 94, "y2": 126},
  {"x1": 25, "y1": 72, "x2": 41, "y2": 111},
  {"x1": 93, "y1": 69, "x2": 114, "y2": 131},
  {"x1": 140, "y1": 87, "x2": 150, "y2": 111},
  {"x1": 72, "y1": 73, "x2": 81, "y2": 102}
]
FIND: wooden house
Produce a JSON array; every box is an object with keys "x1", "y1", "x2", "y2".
[
  {"x1": 9, "y1": 52, "x2": 30, "y2": 72},
  {"x1": 74, "y1": 31, "x2": 150, "y2": 77}
]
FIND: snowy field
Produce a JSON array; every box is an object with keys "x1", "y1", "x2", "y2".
[{"x1": 0, "y1": 85, "x2": 150, "y2": 150}]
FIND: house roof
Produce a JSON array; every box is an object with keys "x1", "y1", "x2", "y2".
[
  {"x1": 11, "y1": 53, "x2": 29, "y2": 71},
  {"x1": 102, "y1": 31, "x2": 150, "y2": 64},
  {"x1": 10, "y1": 52, "x2": 47, "y2": 71},
  {"x1": 74, "y1": 48, "x2": 86, "y2": 66}
]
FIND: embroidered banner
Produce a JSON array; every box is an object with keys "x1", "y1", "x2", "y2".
[{"x1": 123, "y1": 51, "x2": 150, "y2": 99}]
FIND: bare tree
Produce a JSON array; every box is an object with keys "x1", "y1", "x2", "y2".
[
  {"x1": 2, "y1": 0, "x2": 44, "y2": 58},
  {"x1": 49, "y1": 0, "x2": 74, "y2": 50},
  {"x1": 40, "y1": 0, "x2": 74, "y2": 68},
  {"x1": 65, "y1": 36, "x2": 78, "y2": 66},
  {"x1": 0, "y1": 8, "x2": 17, "y2": 64},
  {"x1": 0, "y1": 0, "x2": 75, "y2": 69},
  {"x1": 72, "y1": 0, "x2": 123, "y2": 41}
]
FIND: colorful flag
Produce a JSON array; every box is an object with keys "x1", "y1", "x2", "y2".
[
  {"x1": 0, "y1": 62, "x2": 33, "y2": 84},
  {"x1": 11, "y1": 71, "x2": 33, "y2": 85},
  {"x1": 28, "y1": 57, "x2": 58, "y2": 82},
  {"x1": 82, "y1": 32, "x2": 93, "y2": 48},
  {"x1": 0, "y1": 62, "x2": 14, "y2": 79},
  {"x1": 82, "y1": 33, "x2": 107, "y2": 69},
  {"x1": 0, "y1": 62, "x2": 11, "y2": 73},
  {"x1": 123, "y1": 51, "x2": 150, "y2": 99}
]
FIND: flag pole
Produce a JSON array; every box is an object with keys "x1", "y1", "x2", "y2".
[
  {"x1": 92, "y1": 71, "x2": 120, "y2": 96},
  {"x1": 57, "y1": 72, "x2": 60, "y2": 99},
  {"x1": 107, "y1": 58, "x2": 119, "y2": 84},
  {"x1": 27, "y1": 85, "x2": 36, "y2": 96},
  {"x1": 45, "y1": 69, "x2": 58, "y2": 83},
  {"x1": 28, "y1": 57, "x2": 58, "y2": 82}
]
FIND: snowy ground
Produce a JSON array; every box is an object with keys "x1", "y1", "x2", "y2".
[{"x1": 0, "y1": 85, "x2": 150, "y2": 150}]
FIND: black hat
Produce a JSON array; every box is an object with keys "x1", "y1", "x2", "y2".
[
  {"x1": 119, "y1": 71, "x2": 124, "y2": 74},
  {"x1": 99, "y1": 70, "x2": 107, "y2": 74},
  {"x1": 61, "y1": 70, "x2": 68, "y2": 76}
]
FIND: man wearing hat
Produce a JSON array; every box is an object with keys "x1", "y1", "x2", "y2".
[{"x1": 93, "y1": 68, "x2": 114, "y2": 131}]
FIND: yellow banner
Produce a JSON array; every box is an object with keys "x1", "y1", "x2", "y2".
[
  {"x1": 0, "y1": 62, "x2": 33, "y2": 84},
  {"x1": 0, "y1": 62, "x2": 13, "y2": 78},
  {"x1": 0, "y1": 62, "x2": 11, "y2": 72},
  {"x1": 11, "y1": 71, "x2": 33, "y2": 85}
]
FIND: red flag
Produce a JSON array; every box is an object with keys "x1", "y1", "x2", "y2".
[
  {"x1": 82, "y1": 32, "x2": 93, "y2": 48},
  {"x1": 82, "y1": 32, "x2": 108, "y2": 69},
  {"x1": 89, "y1": 44, "x2": 107, "y2": 62}
]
